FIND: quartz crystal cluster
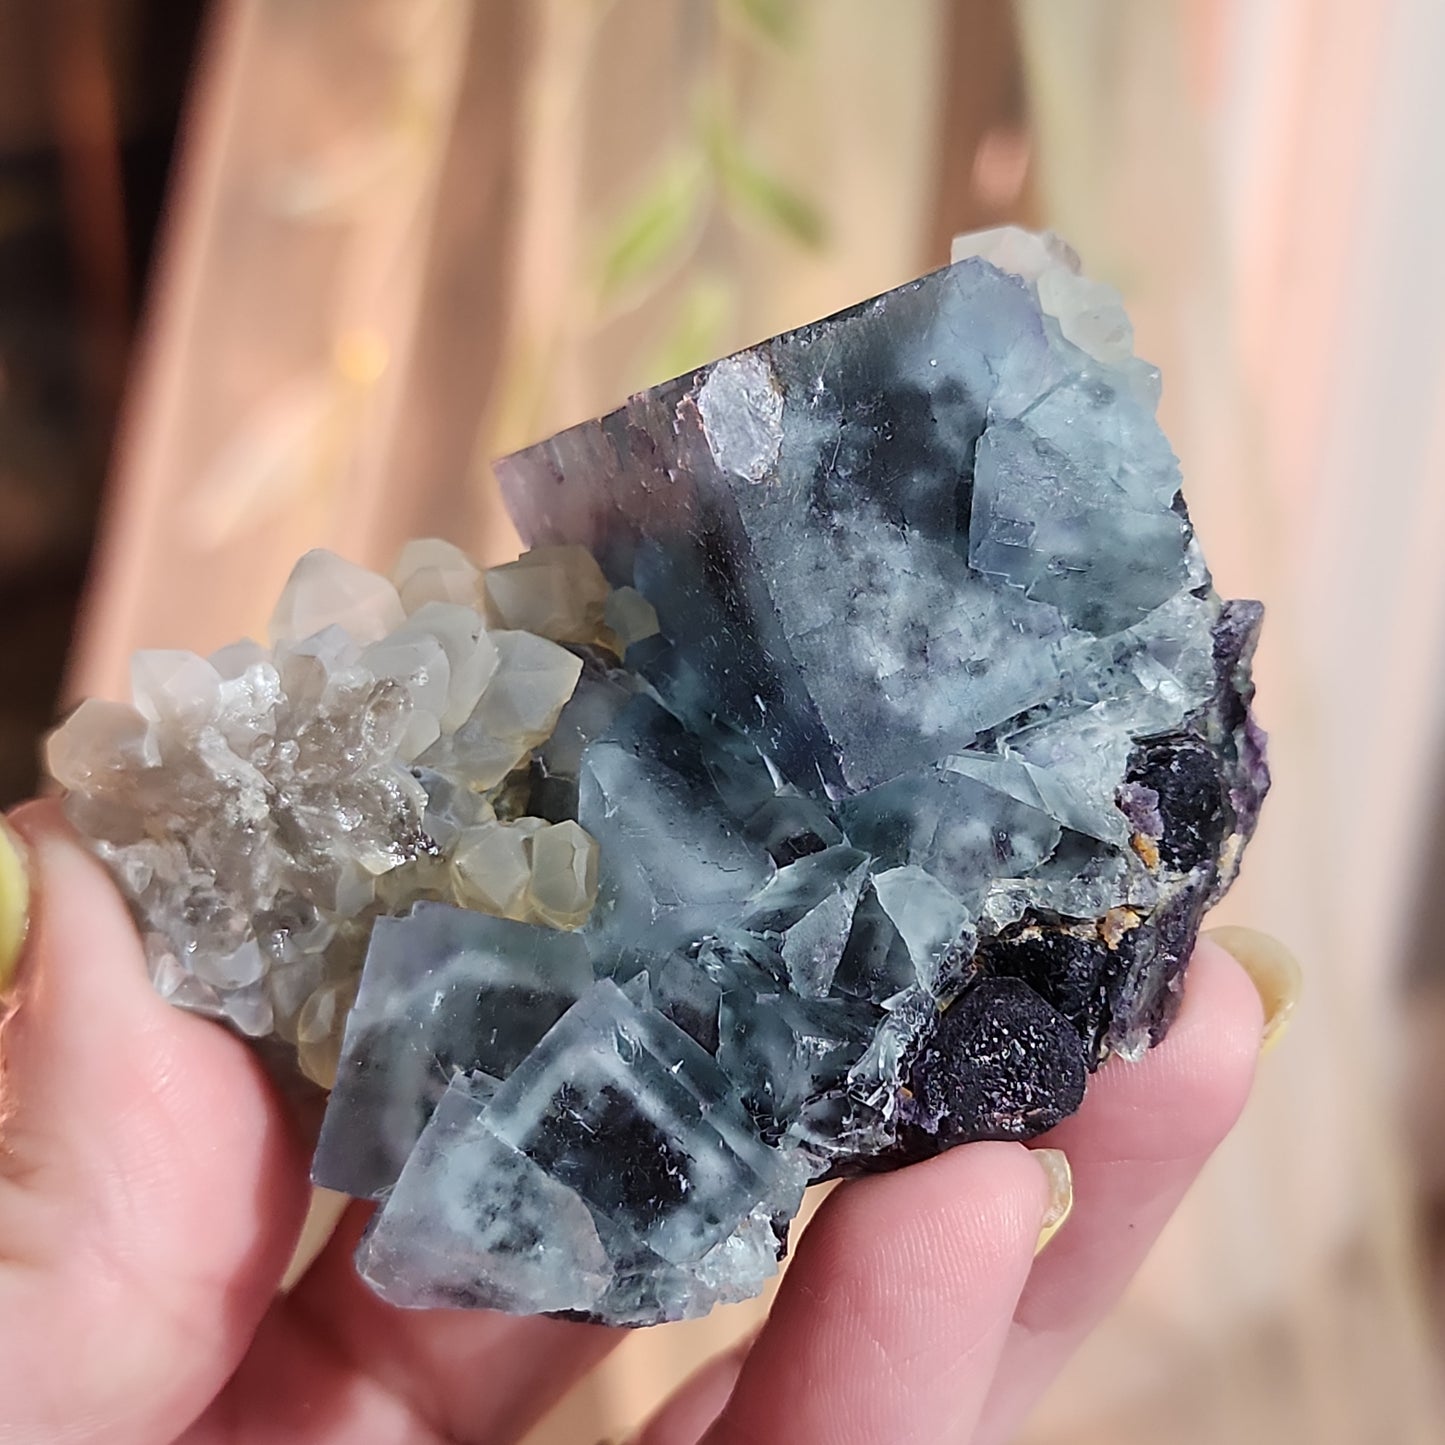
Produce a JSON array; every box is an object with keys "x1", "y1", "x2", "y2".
[
  {"x1": 47, "y1": 539, "x2": 656, "y2": 1087},
  {"x1": 50, "y1": 228, "x2": 1268, "y2": 1327}
]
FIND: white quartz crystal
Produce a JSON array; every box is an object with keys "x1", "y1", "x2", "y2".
[
  {"x1": 392, "y1": 538, "x2": 482, "y2": 613},
  {"x1": 526, "y1": 820, "x2": 600, "y2": 930},
  {"x1": 46, "y1": 540, "x2": 626, "y2": 1083},
  {"x1": 270, "y1": 549, "x2": 407, "y2": 645},
  {"x1": 452, "y1": 819, "x2": 543, "y2": 920},
  {"x1": 482, "y1": 545, "x2": 611, "y2": 646}
]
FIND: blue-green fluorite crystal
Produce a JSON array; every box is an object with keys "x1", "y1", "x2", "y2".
[{"x1": 312, "y1": 230, "x2": 1268, "y2": 1325}]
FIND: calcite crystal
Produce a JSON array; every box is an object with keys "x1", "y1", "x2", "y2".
[{"x1": 52, "y1": 228, "x2": 1268, "y2": 1327}]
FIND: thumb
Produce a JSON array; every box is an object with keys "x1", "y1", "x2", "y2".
[{"x1": 0, "y1": 802, "x2": 308, "y2": 1445}]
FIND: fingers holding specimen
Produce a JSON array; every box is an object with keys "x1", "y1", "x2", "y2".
[
  {"x1": 972, "y1": 933, "x2": 1273, "y2": 1445},
  {"x1": 702, "y1": 1141, "x2": 1054, "y2": 1445},
  {"x1": 0, "y1": 803, "x2": 309, "y2": 1445}
]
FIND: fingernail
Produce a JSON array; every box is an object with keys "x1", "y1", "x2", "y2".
[
  {"x1": 1205, "y1": 926, "x2": 1301, "y2": 1055},
  {"x1": 1031, "y1": 1147, "x2": 1073, "y2": 1255},
  {"x1": 0, "y1": 816, "x2": 32, "y2": 998},
  {"x1": 280, "y1": 1187, "x2": 351, "y2": 1293}
]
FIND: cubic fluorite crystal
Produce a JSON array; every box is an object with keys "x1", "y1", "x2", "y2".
[{"x1": 50, "y1": 229, "x2": 1268, "y2": 1327}]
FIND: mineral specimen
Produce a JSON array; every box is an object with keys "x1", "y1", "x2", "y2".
[{"x1": 50, "y1": 228, "x2": 1268, "y2": 1327}]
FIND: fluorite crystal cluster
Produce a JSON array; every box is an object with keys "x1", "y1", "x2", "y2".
[{"x1": 49, "y1": 229, "x2": 1268, "y2": 1326}]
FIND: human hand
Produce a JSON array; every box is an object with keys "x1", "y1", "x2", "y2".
[{"x1": 0, "y1": 802, "x2": 1294, "y2": 1444}]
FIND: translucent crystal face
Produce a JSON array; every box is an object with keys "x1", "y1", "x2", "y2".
[{"x1": 51, "y1": 229, "x2": 1269, "y2": 1328}]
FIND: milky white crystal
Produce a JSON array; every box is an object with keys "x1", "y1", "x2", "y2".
[
  {"x1": 46, "y1": 540, "x2": 631, "y2": 1085},
  {"x1": 392, "y1": 537, "x2": 482, "y2": 613},
  {"x1": 483, "y1": 544, "x2": 612, "y2": 648}
]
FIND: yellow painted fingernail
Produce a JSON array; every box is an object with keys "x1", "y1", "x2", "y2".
[
  {"x1": 280, "y1": 1187, "x2": 351, "y2": 1294},
  {"x1": 0, "y1": 817, "x2": 31, "y2": 997},
  {"x1": 1032, "y1": 1147, "x2": 1073, "y2": 1255},
  {"x1": 1206, "y1": 926, "x2": 1301, "y2": 1055}
]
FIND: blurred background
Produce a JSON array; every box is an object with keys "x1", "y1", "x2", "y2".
[{"x1": 3, "y1": 1, "x2": 1444, "y2": 1440}]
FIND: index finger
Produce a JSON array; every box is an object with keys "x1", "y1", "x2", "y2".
[{"x1": 701, "y1": 1141, "x2": 1054, "y2": 1445}]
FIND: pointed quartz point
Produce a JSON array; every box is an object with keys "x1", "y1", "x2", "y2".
[
  {"x1": 46, "y1": 698, "x2": 159, "y2": 788},
  {"x1": 451, "y1": 819, "x2": 543, "y2": 919},
  {"x1": 525, "y1": 820, "x2": 599, "y2": 930},
  {"x1": 482, "y1": 545, "x2": 611, "y2": 646},
  {"x1": 130, "y1": 650, "x2": 223, "y2": 726},
  {"x1": 270, "y1": 550, "x2": 406, "y2": 646},
  {"x1": 392, "y1": 538, "x2": 481, "y2": 613},
  {"x1": 474, "y1": 631, "x2": 584, "y2": 741},
  {"x1": 395, "y1": 601, "x2": 500, "y2": 733}
]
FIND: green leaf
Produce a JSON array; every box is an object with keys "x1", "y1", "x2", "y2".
[
  {"x1": 729, "y1": 0, "x2": 799, "y2": 47},
  {"x1": 595, "y1": 158, "x2": 706, "y2": 305},
  {"x1": 714, "y1": 141, "x2": 827, "y2": 249}
]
